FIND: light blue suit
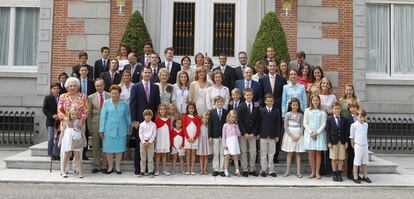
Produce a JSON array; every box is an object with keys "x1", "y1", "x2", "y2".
[
  {"x1": 99, "y1": 99, "x2": 131, "y2": 153},
  {"x1": 281, "y1": 82, "x2": 307, "y2": 117}
]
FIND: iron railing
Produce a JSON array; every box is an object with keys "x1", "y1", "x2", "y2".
[
  {"x1": 367, "y1": 117, "x2": 414, "y2": 152},
  {"x1": 0, "y1": 111, "x2": 38, "y2": 145}
]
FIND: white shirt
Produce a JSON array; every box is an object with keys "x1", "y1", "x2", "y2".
[
  {"x1": 139, "y1": 121, "x2": 157, "y2": 143},
  {"x1": 350, "y1": 121, "x2": 368, "y2": 145},
  {"x1": 165, "y1": 60, "x2": 172, "y2": 73},
  {"x1": 206, "y1": 85, "x2": 230, "y2": 110}
]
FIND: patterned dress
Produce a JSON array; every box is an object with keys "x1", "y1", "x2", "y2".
[
  {"x1": 281, "y1": 112, "x2": 305, "y2": 152},
  {"x1": 303, "y1": 108, "x2": 327, "y2": 151}
]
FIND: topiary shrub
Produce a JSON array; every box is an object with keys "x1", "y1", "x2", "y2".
[
  {"x1": 249, "y1": 12, "x2": 290, "y2": 66},
  {"x1": 120, "y1": 11, "x2": 152, "y2": 55}
]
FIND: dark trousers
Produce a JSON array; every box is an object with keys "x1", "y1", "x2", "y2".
[
  {"x1": 320, "y1": 150, "x2": 332, "y2": 175},
  {"x1": 274, "y1": 120, "x2": 284, "y2": 163},
  {"x1": 82, "y1": 129, "x2": 89, "y2": 158},
  {"x1": 133, "y1": 128, "x2": 141, "y2": 172}
]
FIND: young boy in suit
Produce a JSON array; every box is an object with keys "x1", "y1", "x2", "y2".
[
  {"x1": 42, "y1": 82, "x2": 61, "y2": 160},
  {"x1": 237, "y1": 88, "x2": 260, "y2": 177},
  {"x1": 208, "y1": 96, "x2": 228, "y2": 177},
  {"x1": 229, "y1": 88, "x2": 241, "y2": 111},
  {"x1": 258, "y1": 94, "x2": 281, "y2": 177},
  {"x1": 326, "y1": 102, "x2": 350, "y2": 182}
]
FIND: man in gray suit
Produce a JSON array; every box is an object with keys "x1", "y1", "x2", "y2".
[
  {"x1": 87, "y1": 78, "x2": 111, "y2": 173},
  {"x1": 288, "y1": 51, "x2": 313, "y2": 71}
]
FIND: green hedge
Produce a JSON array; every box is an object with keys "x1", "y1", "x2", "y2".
[
  {"x1": 249, "y1": 12, "x2": 290, "y2": 66},
  {"x1": 120, "y1": 11, "x2": 152, "y2": 55}
]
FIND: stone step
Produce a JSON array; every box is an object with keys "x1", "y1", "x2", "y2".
[
  {"x1": 30, "y1": 141, "x2": 374, "y2": 161},
  {"x1": 6, "y1": 150, "x2": 397, "y2": 174}
]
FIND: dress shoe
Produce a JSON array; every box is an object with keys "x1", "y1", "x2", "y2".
[
  {"x1": 353, "y1": 178, "x2": 361, "y2": 184},
  {"x1": 333, "y1": 175, "x2": 338, "y2": 182},
  {"x1": 242, "y1": 171, "x2": 248, "y2": 177},
  {"x1": 135, "y1": 170, "x2": 140, "y2": 175},
  {"x1": 249, "y1": 171, "x2": 259, "y2": 177},
  {"x1": 337, "y1": 176, "x2": 343, "y2": 182},
  {"x1": 102, "y1": 170, "x2": 108, "y2": 174},
  {"x1": 362, "y1": 177, "x2": 372, "y2": 183},
  {"x1": 82, "y1": 156, "x2": 89, "y2": 161},
  {"x1": 92, "y1": 169, "x2": 101, "y2": 173},
  {"x1": 116, "y1": 170, "x2": 122, "y2": 175},
  {"x1": 270, "y1": 173, "x2": 277, "y2": 177},
  {"x1": 106, "y1": 169, "x2": 113, "y2": 174},
  {"x1": 212, "y1": 171, "x2": 218, "y2": 176},
  {"x1": 219, "y1": 171, "x2": 226, "y2": 177},
  {"x1": 260, "y1": 172, "x2": 267, "y2": 177}
]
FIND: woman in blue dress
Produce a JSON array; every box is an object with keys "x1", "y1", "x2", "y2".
[
  {"x1": 99, "y1": 85, "x2": 131, "y2": 174},
  {"x1": 281, "y1": 69, "x2": 307, "y2": 118},
  {"x1": 303, "y1": 95, "x2": 327, "y2": 179}
]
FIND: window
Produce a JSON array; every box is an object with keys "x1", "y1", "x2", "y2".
[
  {"x1": 173, "y1": 2, "x2": 195, "y2": 56},
  {"x1": 366, "y1": 4, "x2": 414, "y2": 76},
  {"x1": 0, "y1": 7, "x2": 39, "y2": 66},
  {"x1": 213, "y1": 3, "x2": 235, "y2": 57}
]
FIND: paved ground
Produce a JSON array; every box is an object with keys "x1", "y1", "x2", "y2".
[
  {"x1": 0, "y1": 147, "x2": 26, "y2": 169},
  {"x1": 377, "y1": 154, "x2": 414, "y2": 174},
  {"x1": 0, "y1": 183, "x2": 413, "y2": 199}
]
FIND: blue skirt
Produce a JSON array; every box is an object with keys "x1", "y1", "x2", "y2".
[{"x1": 103, "y1": 135, "x2": 127, "y2": 153}]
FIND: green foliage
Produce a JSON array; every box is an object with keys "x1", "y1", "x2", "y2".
[
  {"x1": 120, "y1": 11, "x2": 152, "y2": 55},
  {"x1": 249, "y1": 12, "x2": 290, "y2": 66}
]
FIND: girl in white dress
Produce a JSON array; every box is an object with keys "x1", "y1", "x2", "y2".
[
  {"x1": 222, "y1": 110, "x2": 241, "y2": 177},
  {"x1": 281, "y1": 98, "x2": 305, "y2": 178},
  {"x1": 172, "y1": 71, "x2": 190, "y2": 113},
  {"x1": 197, "y1": 112, "x2": 212, "y2": 175},
  {"x1": 182, "y1": 102, "x2": 201, "y2": 175},
  {"x1": 170, "y1": 117, "x2": 185, "y2": 175},
  {"x1": 154, "y1": 104, "x2": 171, "y2": 176},
  {"x1": 116, "y1": 44, "x2": 130, "y2": 72}
]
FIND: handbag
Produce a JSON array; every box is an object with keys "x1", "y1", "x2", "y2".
[{"x1": 71, "y1": 131, "x2": 87, "y2": 149}]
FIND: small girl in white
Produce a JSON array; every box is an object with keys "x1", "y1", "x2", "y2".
[
  {"x1": 222, "y1": 110, "x2": 241, "y2": 177},
  {"x1": 67, "y1": 109, "x2": 82, "y2": 141}
]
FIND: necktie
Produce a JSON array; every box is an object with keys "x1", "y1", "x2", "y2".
[
  {"x1": 248, "y1": 103, "x2": 251, "y2": 114},
  {"x1": 268, "y1": 108, "x2": 271, "y2": 113},
  {"x1": 167, "y1": 62, "x2": 170, "y2": 72},
  {"x1": 245, "y1": 81, "x2": 250, "y2": 88},
  {"x1": 218, "y1": 109, "x2": 222, "y2": 120},
  {"x1": 103, "y1": 60, "x2": 107, "y2": 69},
  {"x1": 270, "y1": 76, "x2": 275, "y2": 94},
  {"x1": 99, "y1": 94, "x2": 104, "y2": 109},
  {"x1": 336, "y1": 116, "x2": 340, "y2": 126},
  {"x1": 82, "y1": 79, "x2": 87, "y2": 95},
  {"x1": 55, "y1": 96, "x2": 59, "y2": 103},
  {"x1": 153, "y1": 68, "x2": 157, "y2": 77},
  {"x1": 233, "y1": 103, "x2": 237, "y2": 110},
  {"x1": 145, "y1": 82, "x2": 150, "y2": 102}
]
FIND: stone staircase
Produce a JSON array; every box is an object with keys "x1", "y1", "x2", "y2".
[{"x1": 4, "y1": 141, "x2": 398, "y2": 174}]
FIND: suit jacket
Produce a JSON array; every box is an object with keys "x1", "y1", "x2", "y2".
[
  {"x1": 259, "y1": 74, "x2": 287, "y2": 113},
  {"x1": 326, "y1": 115, "x2": 350, "y2": 145},
  {"x1": 288, "y1": 60, "x2": 313, "y2": 71},
  {"x1": 208, "y1": 108, "x2": 228, "y2": 138},
  {"x1": 58, "y1": 83, "x2": 67, "y2": 95},
  {"x1": 123, "y1": 63, "x2": 143, "y2": 83},
  {"x1": 227, "y1": 101, "x2": 240, "y2": 112},
  {"x1": 99, "y1": 99, "x2": 131, "y2": 137},
  {"x1": 258, "y1": 107, "x2": 281, "y2": 139},
  {"x1": 237, "y1": 102, "x2": 260, "y2": 135},
  {"x1": 79, "y1": 78, "x2": 96, "y2": 96},
  {"x1": 234, "y1": 65, "x2": 255, "y2": 81},
  {"x1": 129, "y1": 81, "x2": 160, "y2": 122},
  {"x1": 100, "y1": 71, "x2": 121, "y2": 92},
  {"x1": 42, "y1": 94, "x2": 59, "y2": 127},
  {"x1": 87, "y1": 91, "x2": 111, "y2": 133},
  {"x1": 94, "y1": 59, "x2": 110, "y2": 79},
  {"x1": 213, "y1": 65, "x2": 236, "y2": 92},
  {"x1": 139, "y1": 54, "x2": 161, "y2": 66},
  {"x1": 235, "y1": 79, "x2": 262, "y2": 104},
  {"x1": 159, "y1": 61, "x2": 181, "y2": 84},
  {"x1": 71, "y1": 64, "x2": 94, "y2": 80},
  {"x1": 149, "y1": 65, "x2": 165, "y2": 83}
]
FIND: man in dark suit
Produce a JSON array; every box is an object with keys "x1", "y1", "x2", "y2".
[
  {"x1": 326, "y1": 102, "x2": 350, "y2": 182},
  {"x1": 100, "y1": 59, "x2": 121, "y2": 92},
  {"x1": 139, "y1": 42, "x2": 159, "y2": 66},
  {"x1": 93, "y1": 46, "x2": 110, "y2": 79},
  {"x1": 42, "y1": 82, "x2": 61, "y2": 160},
  {"x1": 259, "y1": 60, "x2": 287, "y2": 163},
  {"x1": 208, "y1": 96, "x2": 228, "y2": 177},
  {"x1": 58, "y1": 72, "x2": 68, "y2": 95},
  {"x1": 130, "y1": 66, "x2": 161, "y2": 175},
  {"x1": 159, "y1": 47, "x2": 181, "y2": 84},
  {"x1": 235, "y1": 67, "x2": 262, "y2": 105},
  {"x1": 213, "y1": 53, "x2": 236, "y2": 92},
  {"x1": 235, "y1": 51, "x2": 255, "y2": 80},
  {"x1": 72, "y1": 51, "x2": 94, "y2": 80},
  {"x1": 149, "y1": 52, "x2": 165, "y2": 83},
  {"x1": 123, "y1": 52, "x2": 143, "y2": 83},
  {"x1": 237, "y1": 88, "x2": 260, "y2": 177}
]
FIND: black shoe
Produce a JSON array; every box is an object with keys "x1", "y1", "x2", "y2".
[
  {"x1": 220, "y1": 171, "x2": 226, "y2": 177},
  {"x1": 212, "y1": 171, "x2": 218, "y2": 176},
  {"x1": 249, "y1": 171, "x2": 259, "y2": 177},
  {"x1": 333, "y1": 175, "x2": 338, "y2": 182},
  {"x1": 92, "y1": 169, "x2": 101, "y2": 173},
  {"x1": 260, "y1": 172, "x2": 267, "y2": 177},
  {"x1": 116, "y1": 170, "x2": 122, "y2": 175},
  {"x1": 338, "y1": 176, "x2": 343, "y2": 182},
  {"x1": 82, "y1": 156, "x2": 89, "y2": 161},
  {"x1": 362, "y1": 177, "x2": 372, "y2": 183},
  {"x1": 358, "y1": 175, "x2": 363, "y2": 181},
  {"x1": 102, "y1": 169, "x2": 108, "y2": 174},
  {"x1": 242, "y1": 171, "x2": 248, "y2": 177},
  {"x1": 106, "y1": 169, "x2": 113, "y2": 174},
  {"x1": 135, "y1": 170, "x2": 139, "y2": 175},
  {"x1": 270, "y1": 173, "x2": 277, "y2": 177},
  {"x1": 347, "y1": 175, "x2": 353, "y2": 180},
  {"x1": 353, "y1": 178, "x2": 361, "y2": 184}
]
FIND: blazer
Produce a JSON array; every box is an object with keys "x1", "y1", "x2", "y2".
[
  {"x1": 213, "y1": 65, "x2": 236, "y2": 92},
  {"x1": 234, "y1": 79, "x2": 262, "y2": 104},
  {"x1": 159, "y1": 61, "x2": 181, "y2": 84},
  {"x1": 42, "y1": 94, "x2": 59, "y2": 127},
  {"x1": 99, "y1": 99, "x2": 131, "y2": 138},
  {"x1": 58, "y1": 83, "x2": 67, "y2": 95},
  {"x1": 79, "y1": 78, "x2": 96, "y2": 96},
  {"x1": 123, "y1": 63, "x2": 143, "y2": 83},
  {"x1": 237, "y1": 102, "x2": 260, "y2": 135},
  {"x1": 149, "y1": 65, "x2": 165, "y2": 83},
  {"x1": 87, "y1": 91, "x2": 111, "y2": 133},
  {"x1": 100, "y1": 71, "x2": 121, "y2": 92},
  {"x1": 94, "y1": 59, "x2": 110, "y2": 79},
  {"x1": 326, "y1": 115, "x2": 350, "y2": 145},
  {"x1": 129, "y1": 81, "x2": 161, "y2": 122},
  {"x1": 71, "y1": 64, "x2": 94, "y2": 80},
  {"x1": 208, "y1": 108, "x2": 228, "y2": 138},
  {"x1": 259, "y1": 74, "x2": 287, "y2": 113},
  {"x1": 258, "y1": 107, "x2": 281, "y2": 139}
]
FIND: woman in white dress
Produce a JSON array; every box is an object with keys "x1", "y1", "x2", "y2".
[
  {"x1": 189, "y1": 67, "x2": 211, "y2": 114},
  {"x1": 116, "y1": 43, "x2": 131, "y2": 72},
  {"x1": 172, "y1": 71, "x2": 190, "y2": 113},
  {"x1": 206, "y1": 70, "x2": 230, "y2": 110},
  {"x1": 157, "y1": 68, "x2": 173, "y2": 105}
]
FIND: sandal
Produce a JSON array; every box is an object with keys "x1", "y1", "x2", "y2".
[{"x1": 283, "y1": 172, "x2": 290, "y2": 177}]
